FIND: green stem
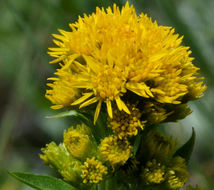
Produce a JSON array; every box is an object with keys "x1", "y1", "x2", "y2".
[{"x1": 98, "y1": 180, "x2": 106, "y2": 190}]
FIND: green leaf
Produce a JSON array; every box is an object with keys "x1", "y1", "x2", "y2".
[
  {"x1": 9, "y1": 172, "x2": 78, "y2": 190},
  {"x1": 133, "y1": 134, "x2": 142, "y2": 156},
  {"x1": 174, "y1": 128, "x2": 196, "y2": 162},
  {"x1": 46, "y1": 110, "x2": 88, "y2": 121}
]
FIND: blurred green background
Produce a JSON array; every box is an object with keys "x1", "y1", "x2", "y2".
[{"x1": 0, "y1": 0, "x2": 214, "y2": 189}]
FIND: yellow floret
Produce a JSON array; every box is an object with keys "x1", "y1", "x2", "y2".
[
  {"x1": 108, "y1": 104, "x2": 145, "y2": 138},
  {"x1": 81, "y1": 157, "x2": 108, "y2": 184},
  {"x1": 99, "y1": 135, "x2": 132, "y2": 166},
  {"x1": 45, "y1": 69, "x2": 79, "y2": 109},
  {"x1": 143, "y1": 159, "x2": 165, "y2": 184},
  {"x1": 166, "y1": 157, "x2": 189, "y2": 189}
]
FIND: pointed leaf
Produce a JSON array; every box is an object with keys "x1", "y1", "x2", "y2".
[
  {"x1": 174, "y1": 128, "x2": 195, "y2": 162},
  {"x1": 9, "y1": 172, "x2": 78, "y2": 190}
]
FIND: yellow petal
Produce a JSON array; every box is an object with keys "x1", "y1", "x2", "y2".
[
  {"x1": 83, "y1": 55, "x2": 99, "y2": 72},
  {"x1": 79, "y1": 97, "x2": 98, "y2": 108},
  {"x1": 51, "y1": 105, "x2": 64, "y2": 109},
  {"x1": 126, "y1": 82, "x2": 153, "y2": 98},
  {"x1": 149, "y1": 52, "x2": 167, "y2": 62},
  {"x1": 94, "y1": 100, "x2": 102, "y2": 124},
  {"x1": 70, "y1": 81, "x2": 93, "y2": 88},
  {"x1": 115, "y1": 96, "x2": 130, "y2": 114},
  {"x1": 52, "y1": 34, "x2": 67, "y2": 41},
  {"x1": 106, "y1": 99, "x2": 113, "y2": 118},
  {"x1": 53, "y1": 39, "x2": 63, "y2": 46},
  {"x1": 73, "y1": 61, "x2": 87, "y2": 72},
  {"x1": 61, "y1": 54, "x2": 80, "y2": 70},
  {"x1": 71, "y1": 92, "x2": 93, "y2": 106},
  {"x1": 115, "y1": 96, "x2": 122, "y2": 111},
  {"x1": 47, "y1": 77, "x2": 59, "y2": 81},
  {"x1": 151, "y1": 88, "x2": 165, "y2": 95},
  {"x1": 48, "y1": 47, "x2": 69, "y2": 52},
  {"x1": 49, "y1": 55, "x2": 66, "y2": 64}
]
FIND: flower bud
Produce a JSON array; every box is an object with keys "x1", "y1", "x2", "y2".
[
  {"x1": 40, "y1": 142, "x2": 82, "y2": 184},
  {"x1": 63, "y1": 124, "x2": 97, "y2": 161}
]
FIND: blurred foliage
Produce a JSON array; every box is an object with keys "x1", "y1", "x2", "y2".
[{"x1": 0, "y1": 0, "x2": 213, "y2": 189}]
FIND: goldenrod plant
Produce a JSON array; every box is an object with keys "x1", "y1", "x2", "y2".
[{"x1": 9, "y1": 2, "x2": 206, "y2": 190}]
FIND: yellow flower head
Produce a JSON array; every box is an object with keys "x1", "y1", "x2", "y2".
[
  {"x1": 47, "y1": 2, "x2": 206, "y2": 123},
  {"x1": 143, "y1": 159, "x2": 165, "y2": 184},
  {"x1": 81, "y1": 157, "x2": 108, "y2": 184},
  {"x1": 99, "y1": 135, "x2": 132, "y2": 166},
  {"x1": 63, "y1": 124, "x2": 96, "y2": 160},
  {"x1": 46, "y1": 69, "x2": 79, "y2": 109},
  {"x1": 108, "y1": 104, "x2": 145, "y2": 138},
  {"x1": 166, "y1": 157, "x2": 189, "y2": 189}
]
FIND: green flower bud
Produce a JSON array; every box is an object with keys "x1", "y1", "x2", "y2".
[
  {"x1": 144, "y1": 130, "x2": 177, "y2": 163},
  {"x1": 142, "y1": 102, "x2": 172, "y2": 125},
  {"x1": 40, "y1": 142, "x2": 82, "y2": 184},
  {"x1": 166, "y1": 104, "x2": 192, "y2": 122}
]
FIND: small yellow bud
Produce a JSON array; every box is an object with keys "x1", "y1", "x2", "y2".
[
  {"x1": 166, "y1": 156, "x2": 189, "y2": 189},
  {"x1": 99, "y1": 135, "x2": 132, "y2": 166},
  {"x1": 143, "y1": 159, "x2": 165, "y2": 184},
  {"x1": 63, "y1": 124, "x2": 97, "y2": 160}
]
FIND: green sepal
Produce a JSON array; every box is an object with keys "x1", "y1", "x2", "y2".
[
  {"x1": 46, "y1": 110, "x2": 88, "y2": 121},
  {"x1": 174, "y1": 128, "x2": 196, "y2": 163},
  {"x1": 9, "y1": 172, "x2": 78, "y2": 190}
]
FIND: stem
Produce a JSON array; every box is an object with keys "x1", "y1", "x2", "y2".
[{"x1": 98, "y1": 180, "x2": 106, "y2": 190}]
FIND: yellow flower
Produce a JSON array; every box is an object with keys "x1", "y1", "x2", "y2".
[
  {"x1": 63, "y1": 124, "x2": 97, "y2": 160},
  {"x1": 45, "y1": 68, "x2": 79, "y2": 109},
  {"x1": 47, "y1": 2, "x2": 205, "y2": 123},
  {"x1": 81, "y1": 157, "x2": 108, "y2": 184},
  {"x1": 108, "y1": 104, "x2": 145, "y2": 138},
  {"x1": 99, "y1": 135, "x2": 132, "y2": 166},
  {"x1": 143, "y1": 159, "x2": 165, "y2": 184}
]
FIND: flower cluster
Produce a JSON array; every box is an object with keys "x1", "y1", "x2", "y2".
[
  {"x1": 46, "y1": 2, "x2": 205, "y2": 126},
  {"x1": 41, "y1": 2, "x2": 206, "y2": 190}
]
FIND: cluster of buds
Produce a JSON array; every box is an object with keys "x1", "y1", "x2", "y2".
[
  {"x1": 40, "y1": 125, "x2": 108, "y2": 186},
  {"x1": 40, "y1": 125, "x2": 192, "y2": 190}
]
